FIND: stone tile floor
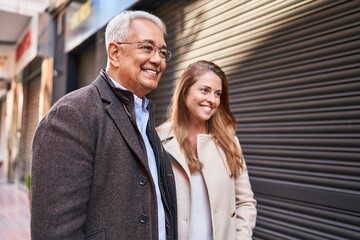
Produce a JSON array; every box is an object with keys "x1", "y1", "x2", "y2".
[{"x1": 0, "y1": 173, "x2": 30, "y2": 240}]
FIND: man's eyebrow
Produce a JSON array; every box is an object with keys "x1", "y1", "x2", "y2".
[{"x1": 143, "y1": 39, "x2": 167, "y2": 49}]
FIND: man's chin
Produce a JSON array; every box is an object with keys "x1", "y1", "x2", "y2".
[
  {"x1": 137, "y1": 84, "x2": 158, "y2": 97},
  {"x1": 145, "y1": 80, "x2": 159, "y2": 90}
]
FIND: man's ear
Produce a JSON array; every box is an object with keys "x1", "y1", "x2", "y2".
[{"x1": 108, "y1": 42, "x2": 121, "y2": 67}]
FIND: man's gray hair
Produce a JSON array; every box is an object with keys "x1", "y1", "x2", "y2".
[{"x1": 105, "y1": 10, "x2": 167, "y2": 52}]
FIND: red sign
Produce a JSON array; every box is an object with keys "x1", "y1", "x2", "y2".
[{"x1": 16, "y1": 30, "x2": 32, "y2": 62}]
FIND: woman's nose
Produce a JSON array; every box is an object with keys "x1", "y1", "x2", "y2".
[{"x1": 206, "y1": 93, "x2": 216, "y2": 103}]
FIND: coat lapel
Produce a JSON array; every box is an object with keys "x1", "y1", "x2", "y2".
[
  {"x1": 107, "y1": 103, "x2": 146, "y2": 161},
  {"x1": 157, "y1": 123, "x2": 191, "y2": 179},
  {"x1": 93, "y1": 73, "x2": 147, "y2": 165},
  {"x1": 167, "y1": 136, "x2": 191, "y2": 178}
]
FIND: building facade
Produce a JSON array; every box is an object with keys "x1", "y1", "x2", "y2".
[{"x1": 0, "y1": 0, "x2": 359, "y2": 239}]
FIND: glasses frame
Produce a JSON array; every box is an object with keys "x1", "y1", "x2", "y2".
[{"x1": 115, "y1": 41, "x2": 172, "y2": 61}]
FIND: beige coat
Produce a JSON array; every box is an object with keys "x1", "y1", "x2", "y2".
[{"x1": 157, "y1": 122, "x2": 257, "y2": 240}]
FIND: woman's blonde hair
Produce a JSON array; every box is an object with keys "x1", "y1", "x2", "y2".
[{"x1": 168, "y1": 60, "x2": 244, "y2": 177}]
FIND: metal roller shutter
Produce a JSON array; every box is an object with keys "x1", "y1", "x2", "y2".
[
  {"x1": 77, "y1": 38, "x2": 97, "y2": 88},
  {"x1": 24, "y1": 77, "x2": 41, "y2": 165},
  {"x1": 19, "y1": 69, "x2": 41, "y2": 181},
  {"x1": 150, "y1": 0, "x2": 360, "y2": 239}
]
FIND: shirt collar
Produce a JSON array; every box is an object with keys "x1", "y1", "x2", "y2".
[{"x1": 109, "y1": 77, "x2": 149, "y2": 109}]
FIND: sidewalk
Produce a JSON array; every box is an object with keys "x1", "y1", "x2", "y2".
[{"x1": 0, "y1": 173, "x2": 31, "y2": 240}]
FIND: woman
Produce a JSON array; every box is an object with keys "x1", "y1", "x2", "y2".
[{"x1": 157, "y1": 60, "x2": 257, "y2": 240}]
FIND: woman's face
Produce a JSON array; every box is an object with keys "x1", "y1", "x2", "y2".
[{"x1": 185, "y1": 71, "x2": 222, "y2": 126}]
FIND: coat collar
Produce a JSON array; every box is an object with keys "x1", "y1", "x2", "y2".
[
  {"x1": 157, "y1": 122, "x2": 217, "y2": 179},
  {"x1": 157, "y1": 121, "x2": 232, "y2": 179}
]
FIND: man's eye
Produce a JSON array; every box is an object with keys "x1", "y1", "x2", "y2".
[
  {"x1": 159, "y1": 50, "x2": 167, "y2": 58},
  {"x1": 140, "y1": 44, "x2": 154, "y2": 52}
]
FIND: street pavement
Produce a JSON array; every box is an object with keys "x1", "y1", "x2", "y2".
[{"x1": 0, "y1": 172, "x2": 30, "y2": 240}]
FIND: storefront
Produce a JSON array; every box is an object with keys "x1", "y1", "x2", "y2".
[{"x1": 0, "y1": 12, "x2": 54, "y2": 183}]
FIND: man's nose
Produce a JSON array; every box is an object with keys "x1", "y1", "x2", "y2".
[{"x1": 149, "y1": 50, "x2": 163, "y2": 64}]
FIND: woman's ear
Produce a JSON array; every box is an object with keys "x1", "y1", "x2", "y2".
[{"x1": 108, "y1": 42, "x2": 121, "y2": 67}]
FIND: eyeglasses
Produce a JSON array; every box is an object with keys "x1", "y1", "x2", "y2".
[{"x1": 115, "y1": 41, "x2": 172, "y2": 61}]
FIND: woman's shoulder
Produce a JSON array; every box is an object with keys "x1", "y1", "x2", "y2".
[{"x1": 156, "y1": 121, "x2": 175, "y2": 141}]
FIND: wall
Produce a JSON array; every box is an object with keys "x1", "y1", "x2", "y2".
[{"x1": 150, "y1": 0, "x2": 360, "y2": 239}]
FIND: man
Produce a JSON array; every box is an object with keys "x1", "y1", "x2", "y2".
[{"x1": 31, "y1": 10, "x2": 177, "y2": 239}]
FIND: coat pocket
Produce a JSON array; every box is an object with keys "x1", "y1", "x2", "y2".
[{"x1": 85, "y1": 229, "x2": 105, "y2": 240}]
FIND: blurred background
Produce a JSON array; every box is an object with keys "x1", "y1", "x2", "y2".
[{"x1": 0, "y1": 0, "x2": 359, "y2": 239}]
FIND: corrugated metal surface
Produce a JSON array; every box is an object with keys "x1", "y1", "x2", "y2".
[
  {"x1": 18, "y1": 58, "x2": 43, "y2": 181},
  {"x1": 77, "y1": 38, "x2": 97, "y2": 88},
  {"x1": 150, "y1": 0, "x2": 360, "y2": 239},
  {"x1": 19, "y1": 73, "x2": 41, "y2": 181},
  {"x1": 24, "y1": 77, "x2": 40, "y2": 168}
]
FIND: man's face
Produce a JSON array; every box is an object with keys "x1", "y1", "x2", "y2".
[{"x1": 116, "y1": 19, "x2": 167, "y2": 98}]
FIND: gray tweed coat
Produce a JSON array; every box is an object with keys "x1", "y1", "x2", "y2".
[{"x1": 31, "y1": 70, "x2": 177, "y2": 240}]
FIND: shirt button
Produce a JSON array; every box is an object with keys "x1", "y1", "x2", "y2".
[
  {"x1": 139, "y1": 214, "x2": 148, "y2": 223},
  {"x1": 231, "y1": 211, "x2": 236, "y2": 217},
  {"x1": 139, "y1": 176, "x2": 147, "y2": 185}
]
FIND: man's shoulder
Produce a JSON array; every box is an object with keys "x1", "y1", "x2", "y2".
[
  {"x1": 46, "y1": 81, "x2": 107, "y2": 119},
  {"x1": 56, "y1": 84, "x2": 98, "y2": 105}
]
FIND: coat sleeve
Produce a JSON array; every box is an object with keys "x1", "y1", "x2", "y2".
[
  {"x1": 31, "y1": 103, "x2": 95, "y2": 239},
  {"x1": 234, "y1": 138, "x2": 257, "y2": 240}
]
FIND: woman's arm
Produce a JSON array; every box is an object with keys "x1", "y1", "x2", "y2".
[{"x1": 234, "y1": 137, "x2": 257, "y2": 240}]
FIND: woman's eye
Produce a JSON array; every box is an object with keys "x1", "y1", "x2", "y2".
[{"x1": 200, "y1": 88, "x2": 208, "y2": 93}]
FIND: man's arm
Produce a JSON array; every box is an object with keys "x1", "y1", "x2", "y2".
[{"x1": 31, "y1": 104, "x2": 94, "y2": 239}]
